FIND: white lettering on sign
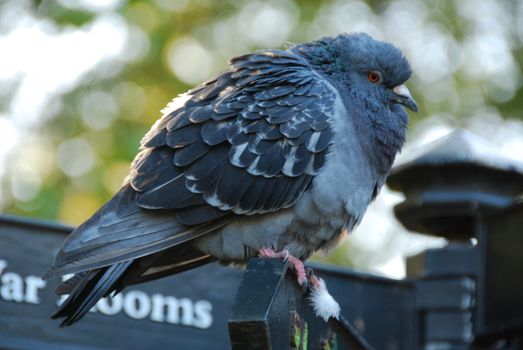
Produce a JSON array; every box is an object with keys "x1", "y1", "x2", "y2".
[
  {"x1": 96, "y1": 293, "x2": 123, "y2": 315},
  {"x1": 0, "y1": 272, "x2": 24, "y2": 302},
  {"x1": 193, "y1": 300, "x2": 213, "y2": 329},
  {"x1": 0, "y1": 258, "x2": 214, "y2": 329},
  {"x1": 0, "y1": 259, "x2": 47, "y2": 304},
  {"x1": 124, "y1": 290, "x2": 152, "y2": 319},
  {"x1": 56, "y1": 272, "x2": 214, "y2": 329},
  {"x1": 25, "y1": 276, "x2": 47, "y2": 304},
  {"x1": 89, "y1": 291, "x2": 213, "y2": 329},
  {"x1": 150, "y1": 294, "x2": 193, "y2": 325}
]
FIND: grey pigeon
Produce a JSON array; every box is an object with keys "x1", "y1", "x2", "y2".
[{"x1": 44, "y1": 32, "x2": 417, "y2": 326}]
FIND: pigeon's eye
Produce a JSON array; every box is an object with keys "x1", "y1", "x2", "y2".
[{"x1": 367, "y1": 71, "x2": 382, "y2": 84}]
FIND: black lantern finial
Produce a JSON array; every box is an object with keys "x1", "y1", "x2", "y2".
[{"x1": 387, "y1": 129, "x2": 523, "y2": 240}]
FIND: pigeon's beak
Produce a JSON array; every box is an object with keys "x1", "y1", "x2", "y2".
[{"x1": 393, "y1": 84, "x2": 418, "y2": 112}]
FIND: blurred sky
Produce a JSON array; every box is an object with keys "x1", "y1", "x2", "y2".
[{"x1": 1, "y1": 0, "x2": 522, "y2": 277}]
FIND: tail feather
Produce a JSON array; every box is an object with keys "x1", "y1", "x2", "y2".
[
  {"x1": 52, "y1": 260, "x2": 133, "y2": 327},
  {"x1": 54, "y1": 272, "x2": 88, "y2": 295}
]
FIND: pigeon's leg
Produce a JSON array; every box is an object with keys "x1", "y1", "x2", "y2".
[
  {"x1": 258, "y1": 248, "x2": 307, "y2": 286},
  {"x1": 307, "y1": 268, "x2": 322, "y2": 289},
  {"x1": 258, "y1": 249, "x2": 340, "y2": 321}
]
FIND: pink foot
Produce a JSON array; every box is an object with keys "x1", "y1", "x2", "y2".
[
  {"x1": 258, "y1": 248, "x2": 307, "y2": 286},
  {"x1": 308, "y1": 272, "x2": 322, "y2": 290}
]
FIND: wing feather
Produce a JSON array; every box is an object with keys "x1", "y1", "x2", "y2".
[
  {"x1": 47, "y1": 49, "x2": 337, "y2": 280},
  {"x1": 134, "y1": 49, "x2": 336, "y2": 216},
  {"x1": 44, "y1": 186, "x2": 229, "y2": 279}
]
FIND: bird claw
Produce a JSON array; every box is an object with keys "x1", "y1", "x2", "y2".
[
  {"x1": 281, "y1": 250, "x2": 290, "y2": 261},
  {"x1": 299, "y1": 277, "x2": 309, "y2": 292},
  {"x1": 256, "y1": 247, "x2": 340, "y2": 320},
  {"x1": 305, "y1": 267, "x2": 314, "y2": 279},
  {"x1": 258, "y1": 247, "x2": 289, "y2": 260},
  {"x1": 258, "y1": 247, "x2": 306, "y2": 287},
  {"x1": 305, "y1": 267, "x2": 322, "y2": 290},
  {"x1": 258, "y1": 247, "x2": 276, "y2": 258},
  {"x1": 296, "y1": 273, "x2": 308, "y2": 287}
]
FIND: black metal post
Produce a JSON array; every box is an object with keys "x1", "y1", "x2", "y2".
[
  {"x1": 388, "y1": 129, "x2": 523, "y2": 349},
  {"x1": 228, "y1": 258, "x2": 374, "y2": 350}
]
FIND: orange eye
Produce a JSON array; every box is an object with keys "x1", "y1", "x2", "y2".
[{"x1": 367, "y1": 71, "x2": 382, "y2": 84}]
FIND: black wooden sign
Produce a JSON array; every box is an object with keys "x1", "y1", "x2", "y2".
[
  {"x1": 0, "y1": 215, "x2": 244, "y2": 350},
  {"x1": 0, "y1": 215, "x2": 416, "y2": 350}
]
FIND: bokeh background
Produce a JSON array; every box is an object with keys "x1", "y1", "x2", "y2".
[{"x1": 1, "y1": 0, "x2": 522, "y2": 277}]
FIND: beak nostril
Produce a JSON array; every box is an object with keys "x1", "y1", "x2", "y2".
[{"x1": 393, "y1": 84, "x2": 411, "y2": 97}]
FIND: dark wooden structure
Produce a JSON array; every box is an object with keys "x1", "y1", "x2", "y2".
[{"x1": 0, "y1": 215, "x2": 244, "y2": 349}]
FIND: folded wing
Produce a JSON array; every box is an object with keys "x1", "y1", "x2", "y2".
[{"x1": 45, "y1": 49, "x2": 337, "y2": 280}]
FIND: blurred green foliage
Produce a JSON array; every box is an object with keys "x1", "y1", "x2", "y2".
[{"x1": 1, "y1": 0, "x2": 522, "y2": 270}]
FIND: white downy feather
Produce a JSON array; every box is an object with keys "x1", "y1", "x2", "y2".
[{"x1": 309, "y1": 277, "x2": 340, "y2": 321}]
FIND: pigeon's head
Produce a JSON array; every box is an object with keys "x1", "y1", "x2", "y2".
[
  {"x1": 293, "y1": 33, "x2": 417, "y2": 169},
  {"x1": 294, "y1": 32, "x2": 417, "y2": 114}
]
